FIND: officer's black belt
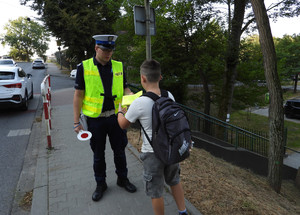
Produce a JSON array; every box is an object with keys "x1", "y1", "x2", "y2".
[{"x1": 100, "y1": 93, "x2": 117, "y2": 100}]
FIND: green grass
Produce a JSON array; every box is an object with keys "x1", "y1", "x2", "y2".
[
  {"x1": 230, "y1": 111, "x2": 300, "y2": 151},
  {"x1": 282, "y1": 90, "x2": 300, "y2": 100}
]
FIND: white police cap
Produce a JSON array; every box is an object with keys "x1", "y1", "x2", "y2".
[{"x1": 93, "y1": 35, "x2": 118, "y2": 50}]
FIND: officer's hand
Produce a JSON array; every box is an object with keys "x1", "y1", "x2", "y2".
[{"x1": 74, "y1": 124, "x2": 83, "y2": 133}]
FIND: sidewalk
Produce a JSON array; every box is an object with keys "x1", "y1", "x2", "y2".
[{"x1": 30, "y1": 64, "x2": 201, "y2": 215}]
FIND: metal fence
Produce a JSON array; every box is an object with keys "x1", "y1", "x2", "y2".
[
  {"x1": 178, "y1": 104, "x2": 270, "y2": 157},
  {"x1": 127, "y1": 84, "x2": 299, "y2": 157}
]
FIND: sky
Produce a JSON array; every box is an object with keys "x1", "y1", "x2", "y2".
[
  {"x1": 0, "y1": 0, "x2": 300, "y2": 57},
  {"x1": 0, "y1": 0, "x2": 57, "y2": 56}
]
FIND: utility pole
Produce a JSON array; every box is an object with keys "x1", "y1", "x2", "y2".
[
  {"x1": 56, "y1": 40, "x2": 62, "y2": 70},
  {"x1": 144, "y1": 0, "x2": 151, "y2": 60}
]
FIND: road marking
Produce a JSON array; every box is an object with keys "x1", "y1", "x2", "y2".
[{"x1": 7, "y1": 129, "x2": 31, "y2": 137}]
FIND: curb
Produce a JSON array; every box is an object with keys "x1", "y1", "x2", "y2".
[
  {"x1": 11, "y1": 96, "x2": 44, "y2": 215},
  {"x1": 31, "y1": 109, "x2": 49, "y2": 215}
]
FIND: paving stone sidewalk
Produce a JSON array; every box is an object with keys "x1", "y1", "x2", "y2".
[{"x1": 30, "y1": 71, "x2": 201, "y2": 215}]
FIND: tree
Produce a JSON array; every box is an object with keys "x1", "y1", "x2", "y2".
[
  {"x1": 251, "y1": 0, "x2": 284, "y2": 193},
  {"x1": 2, "y1": 17, "x2": 50, "y2": 61},
  {"x1": 217, "y1": 0, "x2": 247, "y2": 122},
  {"x1": 216, "y1": 0, "x2": 300, "y2": 122},
  {"x1": 231, "y1": 36, "x2": 268, "y2": 110},
  {"x1": 189, "y1": 20, "x2": 227, "y2": 116},
  {"x1": 275, "y1": 34, "x2": 300, "y2": 92},
  {"x1": 21, "y1": 0, "x2": 123, "y2": 63},
  {"x1": 114, "y1": 0, "x2": 221, "y2": 103}
]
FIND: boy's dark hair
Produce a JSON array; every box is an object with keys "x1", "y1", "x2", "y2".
[{"x1": 140, "y1": 59, "x2": 161, "y2": 83}]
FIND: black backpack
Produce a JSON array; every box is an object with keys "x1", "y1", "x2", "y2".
[{"x1": 139, "y1": 90, "x2": 192, "y2": 165}]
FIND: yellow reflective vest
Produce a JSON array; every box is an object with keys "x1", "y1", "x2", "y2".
[{"x1": 82, "y1": 58, "x2": 123, "y2": 118}]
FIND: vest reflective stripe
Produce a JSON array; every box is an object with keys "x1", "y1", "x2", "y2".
[{"x1": 82, "y1": 58, "x2": 123, "y2": 118}]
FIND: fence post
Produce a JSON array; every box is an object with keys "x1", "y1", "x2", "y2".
[
  {"x1": 41, "y1": 75, "x2": 52, "y2": 149},
  {"x1": 296, "y1": 168, "x2": 300, "y2": 189}
]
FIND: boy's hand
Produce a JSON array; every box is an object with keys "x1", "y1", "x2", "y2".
[
  {"x1": 189, "y1": 141, "x2": 194, "y2": 152},
  {"x1": 118, "y1": 103, "x2": 127, "y2": 114}
]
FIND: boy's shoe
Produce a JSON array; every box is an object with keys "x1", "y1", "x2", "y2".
[
  {"x1": 179, "y1": 212, "x2": 188, "y2": 215},
  {"x1": 117, "y1": 178, "x2": 137, "y2": 193}
]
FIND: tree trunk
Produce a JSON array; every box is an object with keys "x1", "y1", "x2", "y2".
[
  {"x1": 199, "y1": 69, "x2": 211, "y2": 116},
  {"x1": 251, "y1": 0, "x2": 285, "y2": 193},
  {"x1": 217, "y1": 0, "x2": 247, "y2": 122},
  {"x1": 294, "y1": 73, "x2": 298, "y2": 93},
  {"x1": 199, "y1": 69, "x2": 212, "y2": 134}
]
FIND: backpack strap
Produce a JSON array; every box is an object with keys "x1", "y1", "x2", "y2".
[
  {"x1": 142, "y1": 89, "x2": 168, "y2": 101},
  {"x1": 160, "y1": 89, "x2": 168, "y2": 97},
  {"x1": 139, "y1": 89, "x2": 169, "y2": 146},
  {"x1": 142, "y1": 91, "x2": 160, "y2": 101},
  {"x1": 138, "y1": 121, "x2": 152, "y2": 145}
]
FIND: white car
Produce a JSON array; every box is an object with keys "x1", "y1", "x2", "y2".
[
  {"x1": 32, "y1": 59, "x2": 45, "y2": 69},
  {"x1": 0, "y1": 66, "x2": 33, "y2": 110},
  {"x1": 70, "y1": 69, "x2": 77, "y2": 79},
  {"x1": 0, "y1": 59, "x2": 17, "y2": 67}
]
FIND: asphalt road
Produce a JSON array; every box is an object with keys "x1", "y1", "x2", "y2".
[
  {"x1": 0, "y1": 62, "x2": 74, "y2": 215},
  {"x1": 0, "y1": 62, "x2": 47, "y2": 215},
  {"x1": 250, "y1": 106, "x2": 300, "y2": 124}
]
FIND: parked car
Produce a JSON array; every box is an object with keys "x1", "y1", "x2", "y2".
[
  {"x1": 0, "y1": 66, "x2": 33, "y2": 110},
  {"x1": 284, "y1": 98, "x2": 300, "y2": 119},
  {"x1": 70, "y1": 69, "x2": 77, "y2": 79},
  {"x1": 0, "y1": 59, "x2": 17, "y2": 67},
  {"x1": 32, "y1": 59, "x2": 45, "y2": 69}
]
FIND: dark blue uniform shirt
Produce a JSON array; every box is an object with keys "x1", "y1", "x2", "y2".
[{"x1": 75, "y1": 56, "x2": 128, "y2": 112}]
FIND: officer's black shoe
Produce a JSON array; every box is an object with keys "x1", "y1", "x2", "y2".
[
  {"x1": 117, "y1": 178, "x2": 137, "y2": 193},
  {"x1": 92, "y1": 182, "x2": 107, "y2": 202}
]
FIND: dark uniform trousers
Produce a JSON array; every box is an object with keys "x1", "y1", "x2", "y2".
[{"x1": 87, "y1": 114, "x2": 128, "y2": 185}]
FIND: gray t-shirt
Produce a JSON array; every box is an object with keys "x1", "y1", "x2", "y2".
[{"x1": 125, "y1": 91, "x2": 174, "y2": 153}]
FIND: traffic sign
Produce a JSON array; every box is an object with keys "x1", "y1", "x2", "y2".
[{"x1": 133, "y1": 5, "x2": 156, "y2": 36}]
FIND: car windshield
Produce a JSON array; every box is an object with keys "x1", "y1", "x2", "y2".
[
  {"x1": 34, "y1": 60, "x2": 43, "y2": 63},
  {"x1": 0, "y1": 60, "x2": 13, "y2": 65},
  {"x1": 0, "y1": 72, "x2": 15, "y2": 80}
]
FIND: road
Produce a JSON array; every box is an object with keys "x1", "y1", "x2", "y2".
[
  {"x1": 250, "y1": 106, "x2": 300, "y2": 124},
  {"x1": 0, "y1": 62, "x2": 46, "y2": 215},
  {"x1": 0, "y1": 62, "x2": 74, "y2": 215}
]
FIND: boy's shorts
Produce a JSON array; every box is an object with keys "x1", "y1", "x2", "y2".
[{"x1": 140, "y1": 152, "x2": 180, "y2": 198}]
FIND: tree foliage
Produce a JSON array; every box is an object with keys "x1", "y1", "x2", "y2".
[
  {"x1": 21, "y1": 0, "x2": 123, "y2": 63},
  {"x1": 2, "y1": 17, "x2": 49, "y2": 61},
  {"x1": 19, "y1": 0, "x2": 300, "y2": 105},
  {"x1": 275, "y1": 34, "x2": 300, "y2": 79},
  {"x1": 212, "y1": 0, "x2": 300, "y2": 122},
  {"x1": 114, "y1": 0, "x2": 221, "y2": 103}
]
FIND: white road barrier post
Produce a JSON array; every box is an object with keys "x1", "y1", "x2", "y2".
[{"x1": 41, "y1": 75, "x2": 52, "y2": 149}]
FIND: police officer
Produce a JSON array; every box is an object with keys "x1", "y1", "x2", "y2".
[{"x1": 73, "y1": 34, "x2": 136, "y2": 202}]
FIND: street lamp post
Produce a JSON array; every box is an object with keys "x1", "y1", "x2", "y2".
[{"x1": 58, "y1": 46, "x2": 62, "y2": 70}]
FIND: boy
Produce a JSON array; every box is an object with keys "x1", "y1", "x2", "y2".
[{"x1": 117, "y1": 59, "x2": 188, "y2": 215}]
